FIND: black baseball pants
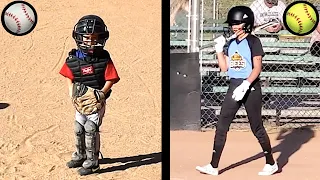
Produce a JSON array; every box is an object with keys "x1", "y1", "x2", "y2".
[{"x1": 210, "y1": 78, "x2": 275, "y2": 168}]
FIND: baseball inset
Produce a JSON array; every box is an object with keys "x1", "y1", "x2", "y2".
[
  {"x1": 1, "y1": 1, "x2": 38, "y2": 36},
  {"x1": 283, "y1": 1, "x2": 319, "y2": 36}
]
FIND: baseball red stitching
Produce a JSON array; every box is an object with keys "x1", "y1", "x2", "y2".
[
  {"x1": 21, "y1": 3, "x2": 34, "y2": 24},
  {"x1": 303, "y1": 3, "x2": 316, "y2": 24},
  {"x1": 5, "y1": 12, "x2": 21, "y2": 33}
]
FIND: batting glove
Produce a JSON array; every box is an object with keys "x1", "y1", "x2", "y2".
[
  {"x1": 214, "y1": 35, "x2": 226, "y2": 53},
  {"x1": 232, "y1": 80, "x2": 251, "y2": 101}
]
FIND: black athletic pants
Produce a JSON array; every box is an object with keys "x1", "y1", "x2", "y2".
[{"x1": 210, "y1": 78, "x2": 275, "y2": 168}]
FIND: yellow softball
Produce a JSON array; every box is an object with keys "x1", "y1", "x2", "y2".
[{"x1": 285, "y1": 2, "x2": 318, "y2": 35}]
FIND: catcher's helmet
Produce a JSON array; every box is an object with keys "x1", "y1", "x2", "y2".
[
  {"x1": 72, "y1": 15, "x2": 109, "y2": 55},
  {"x1": 225, "y1": 6, "x2": 254, "y2": 33}
]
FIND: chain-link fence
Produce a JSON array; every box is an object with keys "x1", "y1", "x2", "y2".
[
  {"x1": 170, "y1": 0, "x2": 189, "y2": 53},
  {"x1": 170, "y1": 0, "x2": 320, "y2": 131}
]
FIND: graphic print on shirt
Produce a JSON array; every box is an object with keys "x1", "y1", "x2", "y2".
[
  {"x1": 259, "y1": 11, "x2": 279, "y2": 23},
  {"x1": 227, "y1": 39, "x2": 253, "y2": 79},
  {"x1": 230, "y1": 51, "x2": 246, "y2": 71}
]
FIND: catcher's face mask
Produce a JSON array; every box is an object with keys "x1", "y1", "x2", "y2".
[
  {"x1": 80, "y1": 34, "x2": 104, "y2": 54},
  {"x1": 72, "y1": 16, "x2": 109, "y2": 55}
]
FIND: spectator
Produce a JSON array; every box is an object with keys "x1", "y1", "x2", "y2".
[
  {"x1": 250, "y1": 0, "x2": 286, "y2": 33},
  {"x1": 310, "y1": 22, "x2": 320, "y2": 57},
  {"x1": 170, "y1": 0, "x2": 189, "y2": 26}
]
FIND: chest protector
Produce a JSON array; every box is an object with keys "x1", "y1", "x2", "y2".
[{"x1": 66, "y1": 49, "x2": 110, "y2": 90}]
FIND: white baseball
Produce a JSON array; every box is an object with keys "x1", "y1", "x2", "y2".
[{"x1": 4, "y1": 3, "x2": 35, "y2": 34}]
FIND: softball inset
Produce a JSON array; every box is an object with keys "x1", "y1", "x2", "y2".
[
  {"x1": 1, "y1": 1, "x2": 38, "y2": 36},
  {"x1": 283, "y1": 1, "x2": 319, "y2": 36}
]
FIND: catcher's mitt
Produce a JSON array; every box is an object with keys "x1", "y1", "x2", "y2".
[{"x1": 72, "y1": 82, "x2": 106, "y2": 115}]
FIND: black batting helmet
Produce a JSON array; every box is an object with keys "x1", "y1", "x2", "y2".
[
  {"x1": 225, "y1": 6, "x2": 254, "y2": 33},
  {"x1": 72, "y1": 15, "x2": 109, "y2": 54}
]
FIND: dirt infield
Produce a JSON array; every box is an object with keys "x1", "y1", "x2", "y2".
[
  {"x1": 0, "y1": 0, "x2": 161, "y2": 179},
  {"x1": 171, "y1": 126, "x2": 320, "y2": 180}
]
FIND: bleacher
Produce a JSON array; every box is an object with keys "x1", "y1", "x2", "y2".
[{"x1": 170, "y1": 24, "x2": 320, "y2": 125}]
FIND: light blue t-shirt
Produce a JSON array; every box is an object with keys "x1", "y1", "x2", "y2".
[
  {"x1": 227, "y1": 39, "x2": 252, "y2": 79},
  {"x1": 224, "y1": 35, "x2": 264, "y2": 79}
]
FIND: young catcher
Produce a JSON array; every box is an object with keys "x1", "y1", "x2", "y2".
[
  {"x1": 59, "y1": 15, "x2": 120, "y2": 176},
  {"x1": 196, "y1": 6, "x2": 278, "y2": 176}
]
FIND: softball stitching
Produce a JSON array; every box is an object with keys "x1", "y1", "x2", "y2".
[
  {"x1": 286, "y1": 12, "x2": 303, "y2": 33},
  {"x1": 5, "y1": 12, "x2": 21, "y2": 33},
  {"x1": 303, "y1": 3, "x2": 316, "y2": 24},
  {"x1": 21, "y1": 3, "x2": 34, "y2": 24}
]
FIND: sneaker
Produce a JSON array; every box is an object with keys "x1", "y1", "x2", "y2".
[
  {"x1": 66, "y1": 159, "x2": 85, "y2": 168},
  {"x1": 78, "y1": 165, "x2": 100, "y2": 176},
  {"x1": 258, "y1": 163, "x2": 278, "y2": 176},
  {"x1": 196, "y1": 164, "x2": 219, "y2": 175}
]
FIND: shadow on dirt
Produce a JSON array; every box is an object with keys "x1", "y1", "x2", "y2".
[
  {"x1": 0, "y1": 103, "x2": 9, "y2": 109},
  {"x1": 219, "y1": 125, "x2": 315, "y2": 174},
  {"x1": 98, "y1": 152, "x2": 161, "y2": 173}
]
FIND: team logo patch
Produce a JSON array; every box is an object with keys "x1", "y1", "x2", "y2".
[
  {"x1": 81, "y1": 65, "x2": 94, "y2": 75},
  {"x1": 230, "y1": 51, "x2": 246, "y2": 71}
]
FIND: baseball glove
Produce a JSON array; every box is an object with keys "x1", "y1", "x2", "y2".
[{"x1": 71, "y1": 82, "x2": 106, "y2": 115}]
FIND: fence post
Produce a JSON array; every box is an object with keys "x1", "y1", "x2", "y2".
[
  {"x1": 213, "y1": 0, "x2": 216, "y2": 27},
  {"x1": 190, "y1": 0, "x2": 200, "y2": 52}
]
